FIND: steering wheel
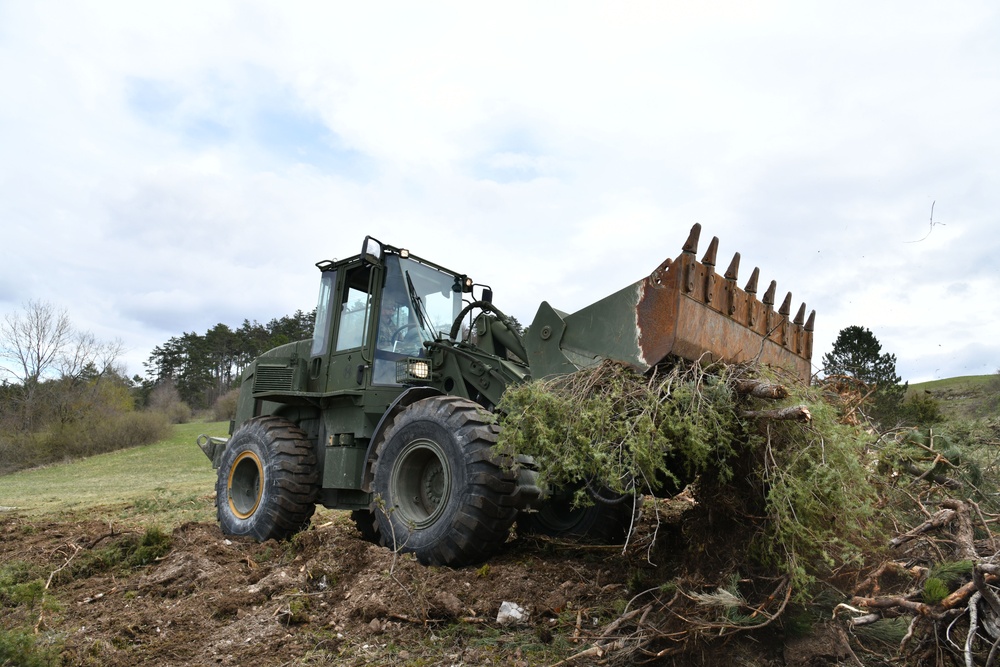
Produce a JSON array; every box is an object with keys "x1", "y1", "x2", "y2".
[
  {"x1": 390, "y1": 323, "x2": 420, "y2": 343},
  {"x1": 388, "y1": 323, "x2": 424, "y2": 354}
]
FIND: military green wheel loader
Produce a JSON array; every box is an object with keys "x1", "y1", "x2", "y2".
[{"x1": 198, "y1": 224, "x2": 815, "y2": 566}]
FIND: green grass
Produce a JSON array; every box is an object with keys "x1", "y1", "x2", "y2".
[
  {"x1": 909, "y1": 375, "x2": 999, "y2": 421},
  {"x1": 0, "y1": 421, "x2": 228, "y2": 527},
  {"x1": 910, "y1": 375, "x2": 994, "y2": 394}
]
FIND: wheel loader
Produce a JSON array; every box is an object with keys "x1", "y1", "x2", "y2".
[{"x1": 198, "y1": 224, "x2": 815, "y2": 566}]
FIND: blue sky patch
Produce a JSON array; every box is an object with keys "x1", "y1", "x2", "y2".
[
  {"x1": 126, "y1": 76, "x2": 231, "y2": 146},
  {"x1": 126, "y1": 77, "x2": 181, "y2": 121},
  {"x1": 125, "y1": 75, "x2": 369, "y2": 178},
  {"x1": 251, "y1": 105, "x2": 371, "y2": 178},
  {"x1": 471, "y1": 125, "x2": 549, "y2": 183}
]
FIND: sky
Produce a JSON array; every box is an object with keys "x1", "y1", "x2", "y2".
[{"x1": 1, "y1": 1, "x2": 998, "y2": 385}]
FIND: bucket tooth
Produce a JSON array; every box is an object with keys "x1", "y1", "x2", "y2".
[
  {"x1": 704, "y1": 240, "x2": 718, "y2": 304},
  {"x1": 794, "y1": 303, "x2": 806, "y2": 325},
  {"x1": 778, "y1": 293, "x2": 793, "y2": 346},
  {"x1": 724, "y1": 252, "x2": 741, "y2": 281},
  {"x1": 744, "y1": 267, "x2": 760, "y2": 295},
  {"x1": 779, "y1": 292, "x2": 792, "y2": 317},
  {"x1": 723, "y1": 252, "x2": 741, "y2": 315},
  {"x1": 702, "y1": 237, "x2": 719, "y2": 267},
  {"x1": 682, "y1": 223, "x2": 702, "y2": 254},
  {"x1": 805, "y1": 310, "x2": 816, "y2": 332},
  {"x1": 763, "y1": 280, "x2": 777, "y2": 307}
]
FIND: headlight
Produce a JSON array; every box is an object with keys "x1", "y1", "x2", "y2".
[
  {"x1": 409, "y1": 360, "x2": 430, "y2": 379},
  {"x1": 396, "y1": 358, "x2": 431, "y2": 383}
]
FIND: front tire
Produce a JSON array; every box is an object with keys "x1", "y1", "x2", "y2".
[
  {"x1": 216, "y1": 416, "x2": 318, "y2": 541},
  {"x1": 371, "y1": 396, "x2": 517, "y2": 566}
]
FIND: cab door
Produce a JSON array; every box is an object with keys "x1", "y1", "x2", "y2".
[{"x1": 325, "y1": 261, "x2": 378, "y2": 392}]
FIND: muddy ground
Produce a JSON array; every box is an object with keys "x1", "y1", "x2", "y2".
[{"x1": 1, "y1": 502, "x2": 854, "y2": 667}]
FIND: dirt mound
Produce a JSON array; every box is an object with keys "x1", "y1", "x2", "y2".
[{"x1": 1, "y1": 512, "x2": 655, "y2": 666}]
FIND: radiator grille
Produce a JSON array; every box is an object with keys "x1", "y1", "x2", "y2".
[{"x1": 253, "y1": 365, "x2": 295, "y2": 393}]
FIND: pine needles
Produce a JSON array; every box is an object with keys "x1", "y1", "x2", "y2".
[{"x1": 495, "y1": 360, "x2": 740, "y2": 505}]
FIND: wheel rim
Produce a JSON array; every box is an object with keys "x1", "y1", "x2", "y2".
[
  {"x1": 228, "y1": 451, "x2": 263, "y2": 519},
  {"x1": 389, "y1": 438, "x2": 452, "y2": 529}
]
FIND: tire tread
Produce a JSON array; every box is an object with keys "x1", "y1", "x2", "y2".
[
  {"x1": 371, "y1": 396, "x2": 516, "y2": 566},
  {"x1": 216, "y1": 416, "x2": 317, "y2": 541}
]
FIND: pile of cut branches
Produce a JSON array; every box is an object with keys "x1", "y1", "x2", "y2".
[
  {"x1": 831, "y1": 413, "x2": 1000, "y2": 666},
  {"x1": 495, "y1": 360, "x2": 897, "y2": 661},
  {"x1": 495, "y1": 364, "x2": 1000, "y2": 664},
  {"x1": 840, "y1": 496, "x2": 1000, "y2": 666}
]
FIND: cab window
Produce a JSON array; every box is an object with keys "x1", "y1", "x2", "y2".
[
  {"x1": 335, "y1": 265, "x2": 372, "y2": 351},
  {"x1": 310, "y1": 269, "x2": 337, "y2": 357}
]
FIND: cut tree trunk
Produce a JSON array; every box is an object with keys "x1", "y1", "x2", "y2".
[
  {"x1": 742, "y1": 405, "x2": 812, "y2": 422},
  {"x1": 734, "y1": 379, "x2": 790, "y2": 400}
]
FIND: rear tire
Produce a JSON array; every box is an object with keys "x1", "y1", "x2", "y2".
[
  {"x1": 370, "y1": 396, "x2": 517, "y2": 566},
  {"x1": 519, "y1": 489, "x2": 635, "y2": 544},
  {"x1": 216, "y1": 416, "x2": 318, "y2": 541},
  {"x1": 350, "y1": 509, "x2": 382, "y2": 544}
]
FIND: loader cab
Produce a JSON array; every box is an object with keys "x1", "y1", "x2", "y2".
[{"x1": 310, "y1": 240, "x2": 468, "y2": 393}]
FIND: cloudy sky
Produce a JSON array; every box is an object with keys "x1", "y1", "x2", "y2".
[{"x1": 1, "y1": 1, "x2": 997, "y2": 384}]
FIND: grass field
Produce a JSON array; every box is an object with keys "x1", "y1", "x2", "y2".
[
  {"x1": 909, "y1": 374, "x2": 998, "y2": 422},
  {"x1": 0, "y1": 420, "x2": 230, "y2": 526}
]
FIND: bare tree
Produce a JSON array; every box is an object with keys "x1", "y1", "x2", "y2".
[
  {"x1": 1, "y1": 301, "x2": 72, "y2": 429},
  {"x1": 0, "y1": 300, "x2": 72, "y2": 385},
  {"x1": 0, "y1": 300, "x2": 123, "y2": 431},
  {"x1": 58, "y1": 330, "x2": 126, "y2": 381}
]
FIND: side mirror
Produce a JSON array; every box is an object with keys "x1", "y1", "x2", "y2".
[
  {"x1": 481, "y1": 287, "x2": 493, "y2": 304},
  {"x1": 361, "y1": 236, "x2": 384, "y2": 266}
]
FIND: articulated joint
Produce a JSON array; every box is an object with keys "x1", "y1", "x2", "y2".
[{"x1": 506, "y1": 455, "x2": 545, "y2": 511}]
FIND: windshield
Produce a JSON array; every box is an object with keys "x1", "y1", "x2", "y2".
[
  {"x1": 372, "y1": 255, "x2": 462, "y2": 384},
  {"x1": 401, "y1": 257, "x2": 462, "y2": 341},
  {"x1": 379, "y1": 256, "x2": 462, "y2": 348}
]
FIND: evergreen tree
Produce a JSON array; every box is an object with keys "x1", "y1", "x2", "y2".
[{"x1": 823, "y1": 325, "x2": 907, "y2": 424}]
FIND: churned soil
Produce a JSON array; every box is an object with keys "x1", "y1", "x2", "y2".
[
  {"x1": 1, "y1": 510, "x2": 659, "y2": 666},
  {"x1": 1, "y1": 498, "x2": 856, "y2": 666}
]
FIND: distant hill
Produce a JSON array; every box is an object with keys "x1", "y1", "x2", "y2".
[{"x1": 908, "y1": 374, "x2": 999, "y2": 422}]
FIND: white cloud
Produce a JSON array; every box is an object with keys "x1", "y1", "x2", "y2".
[{"x1": 1, "y1": 0, "x2": 998, "y2": 383}]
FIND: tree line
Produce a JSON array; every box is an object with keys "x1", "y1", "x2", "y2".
[
  {"x1": 142, "y1": 310, "x2": 315, "y2": 409},
  {"x1": 0, "y1": 300, "x2": 126, "y2": 431}
]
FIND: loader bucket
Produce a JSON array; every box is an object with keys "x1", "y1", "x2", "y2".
[{"x1": 525, "y1": 224, "x2": 815, "y2": 382}]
